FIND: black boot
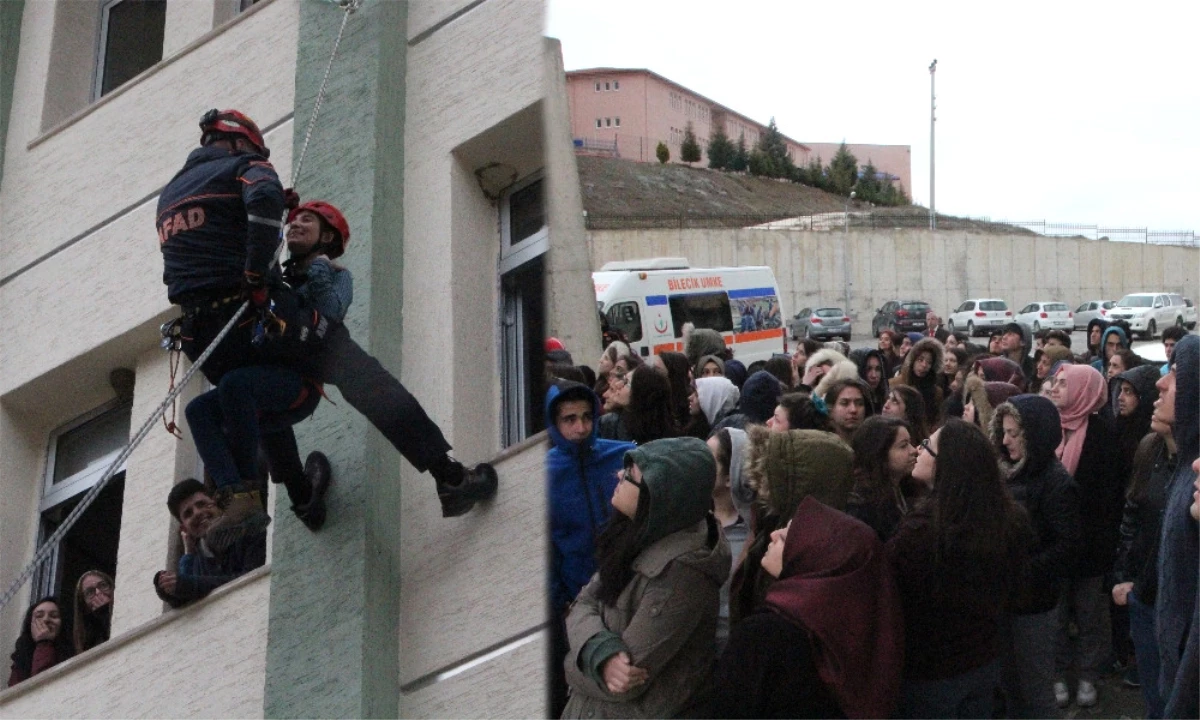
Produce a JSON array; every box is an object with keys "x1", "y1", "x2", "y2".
[
  {"x1": 432, "y1": 457, "x2": 498, "y2": 518},
  {"x1": 291, "y1": 451, "x2": 332, "y2": 531}
]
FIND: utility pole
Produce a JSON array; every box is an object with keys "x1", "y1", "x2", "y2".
[{"x1": 929, "y1": 59, "x2": 937, "y2": 231}]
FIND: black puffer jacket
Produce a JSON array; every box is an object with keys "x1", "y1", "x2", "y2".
[
  {"x1": 992, "y1": 394, "x2": 1081, "y2": 614},
  {"x1": 1113, "y1": 433, "x2": 1175, "y2": 605},
  {"x1": 1070, "y1": 410, "x2": 1122, "y2": 577}
]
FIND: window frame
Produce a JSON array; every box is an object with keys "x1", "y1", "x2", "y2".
[
  {"x1": 498, "y1": 172, "x2": 547, "y2": 276},
  {"x1": 41, "y1": 399, "x2": 131, "y2": 513},
  {"x1": 91, "y1": 0, "x2": 167, "y2": 101}
]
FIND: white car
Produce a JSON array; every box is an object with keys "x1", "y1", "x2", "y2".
[
  {"x1": 1015, "y1": 302, "x2": 1073, "y2": 332},
  {"x1": 947, "y1": 298, "x2": 1012, "y2": 337},
  {"x1": 1074, "y1": 300, "x2": 1114, "y2": 329},
  {"x1": 1108, "y1": 292, "x2": 1190, "y2": 339}
]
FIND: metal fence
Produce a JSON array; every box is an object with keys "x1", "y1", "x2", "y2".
[{"x1": 583, "y1": 210, "x2": 1198, "y2": 245}]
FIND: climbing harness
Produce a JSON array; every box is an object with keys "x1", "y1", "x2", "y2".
[{"x1": 0, "y1": 0, "x2": 361, "y2": 613}]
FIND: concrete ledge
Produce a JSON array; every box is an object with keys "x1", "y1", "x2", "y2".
[{"x1": 0, "y1": 565, "x2": 269, "y2": 706}]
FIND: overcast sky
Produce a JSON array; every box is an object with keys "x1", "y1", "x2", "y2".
[{"x1": 547, "y1": 1, "x2": 1198, "y2": 233}]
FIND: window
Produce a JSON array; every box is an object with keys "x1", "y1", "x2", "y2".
[
  {"x1": 668, "y1": 292, "x2": 733, "y2": 338},
  {"x1": 605, "y1": 118, "x2": 611, "y2": 127},
  {"x1": 32, "y1": 402, "x2": 131, "y2": 601},
  {"x1": 614, "y1": 80, "x2": 619, "y2": 90},
  {"x1": 614, "y1": 117, "x2": 620, "y2": 127},
  {"x1": 595, "y1": 82, "x2": 600, "y2": 92},
  {"x1": 596, "y1": 118, "x2": 602, "y2": 129},
  {"x1": 606, "y1": 302, "x2": 643, "y2": 342},
  {"x1": 604, "y1": 82, "x2": 610, "y2": 90},
  {"x1": 94, "y1": 0, "x2": 167, "y2": 99},
  {"x1": 500, "y1": 175, "x2": 547, "y2": 447}
]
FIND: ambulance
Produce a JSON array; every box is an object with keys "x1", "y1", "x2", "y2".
[{"x1": 594, "y1": 258, "x2": 787, "y2": 367}]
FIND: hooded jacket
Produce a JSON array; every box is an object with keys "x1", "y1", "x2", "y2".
[
  {"x1": 695, "y1": 376, "x2": 739, "y2": 427},
  {"x1": 547, "y1": 382, "x2": 637, "y2": 613},
  {"x1": 731, "y1": 428, "x2": 854, "y2": 622},
  {"x1": 563, "y1": 438, "x2": 731, "y2": 719},
  {"x1": 1156, "y1": 334, "x2": 1199, "y2": 717},
  {"x1": 685, "y1": 328, "x2": 727, "y2": 369},
  {"x1": 963, "y1": 375, "x2": 1021, "y2": 430},
  {"x1": 806, "y1": 348, "x2": 861, "y2": 400},
  {"x1": 1083, "y1": 318, "x2": 1110, "y2": 364},
  {"x1": 1091, "y1": 325, "x2": 1129, "y2": 375},
  {"x1": 710, "y1": 371, "x2": 783, "y2": 434},
  {"x1": 1112, "y1": 364, "x2": 1161, "y2": 478},
  {"x1": 891, "y1": 337, "x2": 944, "y2": 427},
  {"x1": 974, "y1": 356, "x2": 1027, "y2": 391},
  {"x1": 1002, "y1": 322, "x2": 1036, "y2": 381},
  {"x1": 991, "y1": 395, "x2": 1081, "y2": 613}
]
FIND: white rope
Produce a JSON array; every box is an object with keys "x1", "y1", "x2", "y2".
[
  {"x1": 0, "y1": 0, "x2": 362, "y2": 614},
  {"x1": 0, "y1": 303, "x2": 249, "y2": 612}
]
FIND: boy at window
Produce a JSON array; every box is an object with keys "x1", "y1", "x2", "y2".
[{"x1": 154, "y1": 479, "x2": 266, "y2": 607}]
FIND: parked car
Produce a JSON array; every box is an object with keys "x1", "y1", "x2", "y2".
[
  {"x1": 870, "y1": 299, "x2": 931, "y2": 336},
  {"x1": 790, "y1": 307, "x2": 852, "y2": 341},
  {"x1": 1184, "y1": 298, "x2": 1197, "y2": 330},
  {"x1": 1108, "y1": 292, "x2": 1190, "y2": 339},
  {"x1": 1074, "y1": 300, "x2": 1114, "y2": 329},
  {"x1": 947, "y1": 298, "x2": 1012, "y2": 337},
  {"x1": 1015, "y1": 302, "x2": 1073, "y2": 332}
]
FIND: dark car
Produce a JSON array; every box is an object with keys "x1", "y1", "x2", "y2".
[
  {"x1": 789, "y1": 307, "x2": 852, "y2": 341},
  {"x1": 871, "y1": 300, "x2": 931, "y2": 337}
]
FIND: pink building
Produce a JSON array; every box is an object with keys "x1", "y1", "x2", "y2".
[
  {"x1": 565, "y1": 68, "x2": 810, "y2": 166},
  {"x1": 565, "y1": 68, "x2": 911, "y2": 196}
]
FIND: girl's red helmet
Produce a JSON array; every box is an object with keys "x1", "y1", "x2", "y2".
[
  {"x1": 199, "y1": 109, "x2": 269, "y2": 158},
  {"x1": 287, "y1": 201, "x2": 350, "y2": 258}
]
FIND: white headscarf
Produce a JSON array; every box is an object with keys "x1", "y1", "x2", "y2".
[{"x1": 697, "y1": 376, "x2": 740, "y2": 426}]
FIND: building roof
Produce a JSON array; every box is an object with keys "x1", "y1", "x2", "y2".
[{"x1": 567, "y1": 67, "x2": 811, "y2": 152}]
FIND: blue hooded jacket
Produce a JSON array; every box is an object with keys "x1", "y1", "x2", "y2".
[
  {"x1": 1090, "y1": 326, "x2": 1129, "y2": 374},
  {"x1": 547, "y1": 382, "x2": 635, "y2": 613},
  {"x1": 1156, "y1": 334, "x2": 1199, "y2": 716}
]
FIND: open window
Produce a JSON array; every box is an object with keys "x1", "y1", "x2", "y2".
[
  {"x1": 668, "y1": 292, "x2": 733, "y2": 338},
  {"x1": 32, "y1": 402, "x2": 130, "y2": 601},
  {"x1": 500, "y1": 174, "x2": 546, "y2": 447}
]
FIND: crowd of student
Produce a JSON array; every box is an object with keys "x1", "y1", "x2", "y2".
[{"x1": 546, "y1": 315, "x2": 1199, "y2": 718}]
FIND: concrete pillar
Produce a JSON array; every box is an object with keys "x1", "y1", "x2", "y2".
[{"x1": 262, "y1": 1, "x2": 406, "y2": 717}]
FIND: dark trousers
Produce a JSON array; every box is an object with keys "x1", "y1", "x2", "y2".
[
  {"x1": 180, "y1": 297, "x2": 256, "y2": 385},
  {"x1": 320, "y1": 323, "x2": 451, "y2": 472}
]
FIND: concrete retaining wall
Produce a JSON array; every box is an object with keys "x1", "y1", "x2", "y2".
[{"x1": 589, "y1": 228, "x2": 1200, "y2": 329}]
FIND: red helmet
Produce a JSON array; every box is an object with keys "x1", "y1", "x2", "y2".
[
  {"x1": 287, "y1": 201, "x2": 350, "y2": 258},
  {"x1": 545, "y1": 337, "x2": 566, "y2": 352},
  {"x1": 200, "y1": 108, "x2": 269, "y2": 158}
]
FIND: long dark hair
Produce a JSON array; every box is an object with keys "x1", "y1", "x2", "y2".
[
  {"x1": 888, "y1": 385, "x2": 929, "y2": 444},
  {"x1": 594, "y1": 477, "x2": 652, "y2": 607},
  {"x1": 10, "y1": 596, "x2": 73, "y2": 677},
  {"x1": 763, "y1": 356, "x2": 795, "y2": 391},
  {"x1": 626, "y1": 365, "x2": 678, "y2": 445},
  {"x1": 851, "y1": 416, "x2": 912, "y2": 505},
  {"x1": 657, "y1": 351, "x2": 693, "y2": 428},
  {"x1": 73, "y1": 571, "x2": 114, "y2": 654},
  {"x1": 919, "y1": 420, "x2": 1028, "y2": 587},
  {"x1": 777, "y1": 392, "x2": 832, "y2": 431}
]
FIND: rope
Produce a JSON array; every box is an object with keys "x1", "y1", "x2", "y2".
[
  {"x1": 0, "y1": 0, "x2": 359, "y2": 615},
  {"x1": 289, "y1": 0, "x2": 360, "y2": 188},
  {"x1": 0, "y1": 303, "x2": 249, "y2": 612}
]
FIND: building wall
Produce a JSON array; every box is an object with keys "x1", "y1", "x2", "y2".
[
  {"x1": 804, "y1": 141, "x2": 913, "y2": 199},
  {"x1": 1, "y1": 0, "x2": 567, "y2": 715},
  {"x1": 566, "y1": 69, "x2": 810, "y2": 166},
  {"x1": 0, "y1": 0, "x2": 297, "y2": 670},
  {"x1": 588, "y1": 228, "x2": 1200, "y2": 331}
]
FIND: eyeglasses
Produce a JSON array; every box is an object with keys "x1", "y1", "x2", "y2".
[
  {"x1": 619, "y1": 468, "x2": 644, "y2": 488},
  {"x1": 83, "y1": 580, "x2": 112, "y2": 599},
  {"x1": 919, "y1": 438, "x2": 938, "y2": 458}
]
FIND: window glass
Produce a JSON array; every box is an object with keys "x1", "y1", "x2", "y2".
[
  {"x1": 901, "y1": 303, "x2": 928, "y2": 314},
  {"x1": 980, "y1": 301, "x2": 1007, "y2": 311},
  {"x1": 669, "y1": 292, "x2": 732, "y2": 338},
  {"x1": 606, "y1": 302, "x2": 642, "y2": 342},
  {"x1": 815, "y1": 308, "x2": 844, "y2": 317},
  {"x1": 1045, "y1": 303, "x2": 1069, "y2": 312},
  {"x1": 506, "y1": 178, "x2": 544, "y2": 248},
  {"x1": 52, "y1": 405, "x2": 131, "y2": 484},
  {"x1": 1117, "y1": 295, "x2": 1153, "y2": 307},
  {"x1": 97, "y1": 0, "x2": 166, "y2": 98}
]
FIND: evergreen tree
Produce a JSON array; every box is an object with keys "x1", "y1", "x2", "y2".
[
  {"x1": 756, "y1": 117, "x2": 794, "y2": 180},
  {"x1": 828, "y1": 142, "x2": 858, "y2": 196},
  {"x1": 730, "y1": 133, "x2": 749, "y2": 172},
  {"x1": 857, "y1": 160, "x2": 882, "y2": 203},
  {"x1": 656, "y1": 141, "x2": 670, "y2": 164},
  {"x1": 803, "y1": 155, "x2": 826, "y2": 190},
  {"x1": 680, "y1": 122, "x2": 701, "y2": 165},
  {"x1": 747, "y1": 148, "x2": 773, "y2": 177},
  {"x1": 706, "y1": 123, "x2": 734, "y2": 170}
]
